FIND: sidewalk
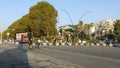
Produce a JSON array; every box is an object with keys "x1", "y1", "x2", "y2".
[{"x1": 0, "y1": 44, "x2": 83, "y2": 68}]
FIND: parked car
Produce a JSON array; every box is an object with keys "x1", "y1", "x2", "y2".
[
  {"x1": 113, "y1": 42, "x2": 120, "y2": 47},
  {"x1": 105, "y1": 40, "x2": 114, "y2": 44}
]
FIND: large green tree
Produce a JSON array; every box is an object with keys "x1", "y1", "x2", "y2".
[
  {"x1": 2, "y1": 14, "x2": 32, "y2": 39},
  {"x1": 29, "y1": 1, "x2": 58, "y2": 37},
  {"x1": 3, "y1": 1, "x2": 58, "y2": 39}
]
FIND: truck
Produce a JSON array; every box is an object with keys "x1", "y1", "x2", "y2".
[{"x1": 16, "y1": 33, "x2": 29, "y2": 43}]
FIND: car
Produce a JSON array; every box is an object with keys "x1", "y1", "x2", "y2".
[
  {"x1": 113, "y1": 42, "x2": 120, "y2": 47},
  {"x1": 105, "y1": 40, "x2": 114, "y2": 44}
]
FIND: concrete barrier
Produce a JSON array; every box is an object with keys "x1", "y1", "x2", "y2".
[
  {"x1": 103, "y1": 43, "x2": 106, "y2": 46},
  {"x1": 109, "y1": 44, "x2": 113, "y2": 47}
]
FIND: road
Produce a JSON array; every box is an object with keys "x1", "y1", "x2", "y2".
[
  {"x1": 31, "y1": 45, "x2": 120, "y2": 68},
  {"x1": 0, "y1": 44, "x2": 81, "y2": 68}
]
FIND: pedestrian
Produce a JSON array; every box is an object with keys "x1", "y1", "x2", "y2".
[
  {"x1": 29, "y1": 38, "x2": 33, "y2": 50},
  {"x1": 37, "y1": 39, "x2": 41, "y2": 48}
]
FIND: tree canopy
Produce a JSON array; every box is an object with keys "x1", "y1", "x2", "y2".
[{"x1": 2, "y1": 1, "x2": 58, "y2": 39}]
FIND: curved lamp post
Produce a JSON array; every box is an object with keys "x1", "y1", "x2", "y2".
[
  {"x1": 62, "y1": 9, "x2": 74, "y2": 26},
  {"x1": 79, "y1": 11, "x2": 91, "y2": 22},
  {"x1": 62, "y1": 9, "x2": 75, "y2": 42},
  {"x1": 78, "y1": 11, "x2": 91, "y2": 39}
]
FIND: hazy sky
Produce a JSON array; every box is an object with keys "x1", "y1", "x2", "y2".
[{"x1": 0, "y1": 0, "x2": 120, "y2": 30}]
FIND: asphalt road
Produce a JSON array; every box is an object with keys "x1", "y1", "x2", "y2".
[
  {"x1": 31, "y1": 45, "x2": 120, "y2": 68},
  {"x1": 0, "y1": 44, "x2": 81, "y2": 68}
]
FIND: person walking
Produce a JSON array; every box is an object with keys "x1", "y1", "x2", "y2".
[
  {"x1": 29, "y1": 38, "x2": 33, "y2": 50},
  {"x1": 37, "y1": 39, "x2": 41, "y2": 48}
]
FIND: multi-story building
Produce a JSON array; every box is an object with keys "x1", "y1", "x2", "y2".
[{"x1": 96, "y1": 19, "x2": 115, "y2": 36}]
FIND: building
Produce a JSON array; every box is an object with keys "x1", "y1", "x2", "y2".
[
  {"x1": 57, "y1": 25, "x2": 74, "y2": 36},
  {"x1": 95, "y1": 19, "x2": 115, "y2": 36}
]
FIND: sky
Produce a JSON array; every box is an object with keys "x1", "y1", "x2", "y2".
[{"x1": 0, "y1": 0, "x2": 120, "y2": 31}]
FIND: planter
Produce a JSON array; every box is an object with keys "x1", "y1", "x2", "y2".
[
  {"x1": 55, "y1": 43, "x2": 59, "y2": 46},
  {"x1": 91, "y1": 43, "x2": 94, "y2": 46},
  {"x1": 43, "y1": 43, "x2": 47, "y2": 46},
  {"x1": 68, "y1": 43, "x2": 72, "y2": 46},
  {"x1": 80, "y1": 43, "x2": 84, "y2": 46},
  {"x1": 96, "y1": 43, "x2": 100, "y2": 46},
  {"x1": 86, "y1": 43, "x2": 90, "y2": 46},
  {"x1": 109, "y1": 44, "x2": 113, "y2": 47},
  {"x1": 61, "y1": 43, "x2": 65, "y2": 46},
  {"x1": 49, "y1": 43, "x2": 53, "y2": 46},
  {"x1": 103, "y1": 43, "x2": 106, "y2": 46},
  {"x1": 75, "y1": 43, "x2": 79, "y2": 46}
]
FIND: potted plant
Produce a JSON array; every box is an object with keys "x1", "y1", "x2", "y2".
[
  {"x1": 74, "y1": 38, "x2": 79, "y2": 46},
  {"x1": 68, "y1": 36, "x2": 72, "y2": 46},
  {"x1": 55, "y1": 37, "x2": 59, "y2": 46},
  {"x1": 42, "y1": 37, "x2": 47, "y2": 46},
  {"x1": 96, "y1": 40, "x2": 100, "y2": 46},
  {"x1": 86, "y1": 40, "x2": 91, "y2": 46},
  {"x1": 90, "y1": 40, "x2": 94, "y2": 46},
  {"x1": 61, "y1": 36, "x2": 65, "y2": 46},
  {"x1": 48, "y1": 38, "x2": 53, "y2": 46},
  {"x1": 109, "y1": 41, "x2": 113, "y2": 47}
]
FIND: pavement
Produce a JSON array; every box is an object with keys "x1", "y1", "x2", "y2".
[{"x1": 0, "y1": 43, "x2": 83, "y2": 68}]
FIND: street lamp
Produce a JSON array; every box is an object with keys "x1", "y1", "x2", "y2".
[
  {"x1": 62, "y1": 9, "x2": 74, "y2": 26},
  {"x1": 62, "y1": 9, "x2": 75, "y2": 41},
  {"x1": 7, "y1": 32, "x2": 10, "y2": 41},
  {"x1": 78, "y1": 11, "x2": 91, "y2": 39},
  {"x1": 6, "y1": 29, "x2": 15, "y2": 42},
  {"x1": 79, "y1": 11, "x2": 91, "y2": 22}
]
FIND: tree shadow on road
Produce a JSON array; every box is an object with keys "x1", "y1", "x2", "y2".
[{"x1": 0, "y1": 43, "x2": 30, "y2": 68}]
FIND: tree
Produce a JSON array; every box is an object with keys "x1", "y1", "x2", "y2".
[
  {"x1": 2, "y1": 14, "x2": 32, "y2": 39},
  {"x1": 114, "y1": 20, "x2": 120, "y2": 41},
  {"x1": 77, "y1": 22, "x2": 94, "y2": 40},
  {"x1": 76, "y1": 21, "x2": 84, "y2": 39},
  {"x1": 76, "y1": 21, "x2": 84, "y2": 32},
  {"x1": 3, "y1": 1, "x2": 58, "y2": 39},
  {"x1": 29, "y1": 1, "x2": 58, "y2": 37}
]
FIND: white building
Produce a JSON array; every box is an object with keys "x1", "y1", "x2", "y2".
[
  {"x1": 57, "y1": 25, "x2": 74, "y2": 31},
  {"x1": 95, "y1": 19, "x2": 115, "y2": 37}
]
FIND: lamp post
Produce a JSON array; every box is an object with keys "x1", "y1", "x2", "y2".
[
  {"x1": 78, "y1": 11, "x2": 91, "y2": 39},
  {"x1": 6, "y1": 29, "x2": 15, "y2": 43},
  {"x1": 79, "y1": 11, "x2": 91, "y2": 22},
  {"x1": 7, "y1": 32, "x2": 10, "y2": 42},
  {"x1": 62, "y1": 9, "x2": 74, "y2": 27},
  {"x1": 62, "y1": 9, "x2": 75, "y2": 42}
]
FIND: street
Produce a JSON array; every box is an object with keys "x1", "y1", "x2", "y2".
[
  {"x1": 0, "y1": 44, "x2": 120, "y2": 68},
  {"x1": 0, "y1": 44, "x2": 82, "y2": 68},
  {"x1": 32, "y1": 45, "x2": 120, "y2": 68}
]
